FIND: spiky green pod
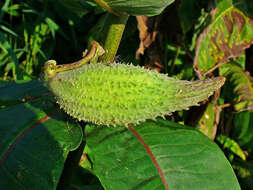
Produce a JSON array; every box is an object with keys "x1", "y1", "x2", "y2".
[{"x1": 46, "y1": 62, "x2": 225, "y2": 127}]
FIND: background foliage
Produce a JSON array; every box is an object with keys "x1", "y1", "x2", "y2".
[{"x1": 1, "y1": 0, "x2": 253, "y2": 189}]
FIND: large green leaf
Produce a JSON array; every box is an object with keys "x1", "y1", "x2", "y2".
[
  {"x1": 194, "y1": 0, "x2": 253, "y2": 77},
  {"x1": 60, "y1": 0, "x2": 175, "y2": 16},
  {"x1": 0, "y1": 81, "x2": 83, "y2": 190},
  {"x1": 85, "y1": 119, "x2": 240, "y2": 190}
]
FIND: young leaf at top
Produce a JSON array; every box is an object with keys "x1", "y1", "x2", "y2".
[
  {"x1": 60, "y1": 0, "x2": 175, "y2": 16},
  {"x1": 194, "y1": 0, "x2": 253, "y2": 77}
]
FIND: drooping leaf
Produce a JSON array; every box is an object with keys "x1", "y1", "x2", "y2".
[
  {"x1": 194, "y1": 0, "x2": 253, "y2": 77},
  {"x1": 217, "y1": 135, "x2": 246, "y2": 160},
  {"x1": 60, "y1": 0, "x2": 175, "y2": 16},
  {"x1": 0, "y1": 81, "x2": 83, "y2": 190},
  {"x1": 85, "y1": 119, "x2": 240, "y2": 190},
  {"x1": 220, "y1": 63, "x2": 253, "y2": 111}
]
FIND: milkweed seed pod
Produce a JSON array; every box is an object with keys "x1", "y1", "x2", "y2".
[{"x1": 45, "y1": 62, "x2": 225, "y2": 127}]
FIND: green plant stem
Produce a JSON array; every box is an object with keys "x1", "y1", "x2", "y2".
[{"x1": 100, "y1": 14, "x2": 129, "y2": 63}]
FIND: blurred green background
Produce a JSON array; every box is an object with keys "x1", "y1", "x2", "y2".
[{"x1": 0, "y1": 0, "x2": 139, "y2": 81}]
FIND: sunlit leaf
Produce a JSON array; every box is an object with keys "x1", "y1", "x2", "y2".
[{"x1": 194, "y1": 0, "x2": 253, "y2": 77}]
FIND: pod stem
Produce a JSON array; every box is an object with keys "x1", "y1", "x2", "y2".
[
  {"x1": 44, "y1": 41, "x2": 105, "y2": 80},
  {"x1": 100, "y1": 14, "x2": 129, "y2": 63},
  {"x1": 54, "y1": 41, "x2": 104, "y2": 73}
]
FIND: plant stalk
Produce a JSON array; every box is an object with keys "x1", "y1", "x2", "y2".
[{"x1": 100, "y1": 14, "x2": 129, "y2": 63}]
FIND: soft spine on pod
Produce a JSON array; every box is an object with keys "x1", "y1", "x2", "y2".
[{"x1": 46, "y1": 62, "x2": 225, "y2": 127}]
